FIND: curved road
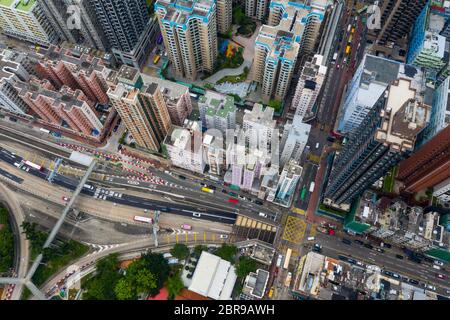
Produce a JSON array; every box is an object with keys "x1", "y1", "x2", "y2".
[
  {"x1": 0, "y1": 182, "x2": 29, "y2": 300},
  {"x1": 37, "y1": 240, "x2": 223, "y2": 300}
]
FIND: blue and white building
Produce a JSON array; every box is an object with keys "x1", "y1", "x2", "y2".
[
  {"x1": 252, "y1": 0, "x2": 330, "y2": 102},
  {"x1": 155, "y1": 0, "x2": 218, "y2": 80}
]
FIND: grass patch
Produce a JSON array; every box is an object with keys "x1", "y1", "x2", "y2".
[{"x1": 267, "y1": 99, "x2": 283, "y2": 113}]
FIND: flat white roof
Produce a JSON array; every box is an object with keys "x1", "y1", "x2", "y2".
[{"x1": 188, "y1": 251, "x2": 237, "y2": 300}]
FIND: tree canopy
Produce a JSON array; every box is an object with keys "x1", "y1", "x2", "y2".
[
  {"x1": 235, "y1": 256, "x2": 257, "y2": 278},
  {"x1": 166, "y1": 272, "x2": 185, "y2": 299},
  {"x1": 82, "y1": 254, "x2": 122, "y2": 300},
  {"x1": 214, "y1": 244, "x2": 237, "y2": 264},
  {"x1": 170, "y1": 244, "x2": 190, "y2": 260}
]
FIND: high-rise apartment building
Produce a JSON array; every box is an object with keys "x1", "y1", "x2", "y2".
[
  {"x1": 155, "y1": 0, "x2": 218, "y2": 80},
  {"x1": 34, "y1": 46, "x2": 111, "y2": 106},
  {"x1": 86, "y1": 0, "x2": 149, "y2": 53},
  {"x1": 407, "y1": 2, "x2": 447, "y2": 70},
  {"x1": 253, "y1": 0, "x2": 328, "y2": 102},
  {"x1": 337, "y1": 54, "x2": 429, "y2": 134},
  {"x1": 276, "y1": 160, "x2": 302, "y2": 202},
  {"x1": 86, "y1": 0, "x2": 156, "y2": 68},
  {"x1": 417, "y1": 75, "x2": 450, "y2": 147},
  {"x1": 245, "y1": 0, "x2": 270, "y2": 21},
  {"x1": 291, "y1": 54, "x2": 327, "y2": 119},
  {"x1": 203, "y1": 133, "x2": 225, "y2": 176},
  {"x1": 369, "y1": 0, "x2": 428, "y2": 46},
  {"x1": 324, "y1": 78, "x2": 430, "y2": 207},
  {"x1": 107, "y1": 66, "x2": 172, "y2": 151},
  {"x1": 243, "y1": 103, "x2": 276, "y2": 152},
  {"x1": 15, "y1": 78, "x2": 103, "y2": 136},
  {"x1": 279, "y1": 115, "x2": 311, "y2": 168},
  {"x1": 164, "y1": 120, "x2": 205, "y2": 173},
  {"x1": 397, "y1": 125, "x2": 450, "y2": 194},
  {"x1": 199, "y1": 91, "x2": 236, "y2": 134},
  {"x1": 38, "y1": 0, "x2": 107, "y2": 50},
  {"x1": 0, "y1": 0, "x2": 59, "y2": 45},
  {"x1": 0, "y1": 49, "x2": 32, "y2": 114},
  {"x1": 216, "y1": 0, "x2": 232, "y2": 34}
]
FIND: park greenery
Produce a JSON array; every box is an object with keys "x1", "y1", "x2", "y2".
[
  {"x1": 233, "y1": 6, "x2": 257, "y2": 36},
  {"x1": 0, "y1": 205, "x2": 14, "y2": 273},
  {"x1": 170, "y1": 243, "x2": 190, "y2": 260},
  {"x1": 20, "y1": 222, "x2": 89, "y2": 299},
  {"x1": 268, "y1": 99, "x2": 283, "y2": 113},
  {"x1": 214, "y1": 244, "x2": 237, "y2": 264},
  {"x1": 82, "y1": 251, "x2": 171, "y2": 300},
  {"x1": 235, "y1": 256, "x2": 257, "y2": 278},
  {"x1": 217, "y1": 66, "x2": 249, "y2": 85},
  {"x1": 216, "y1": 47, "x2": 244, "y2": 71},
  {"x1": 166, "y1": 271, "x2": 185, "y2": 299}
]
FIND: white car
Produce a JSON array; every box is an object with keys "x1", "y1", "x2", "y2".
[
  {"x1": 434, "y1": 260, "x2": 444, "y2": 266},
  {"x1": 220, "y1": 234, "x2": 229, "y2": 239}
]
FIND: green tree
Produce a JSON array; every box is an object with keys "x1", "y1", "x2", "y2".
[
  {"x1": 115, "y1": 278, "x2": 135, "y2": 300},
  {"x1": 82, "y1": 254, "x2": 122, "y2": 300},
  {"x1": 235, "y1": 256, "x2": 257, "y2": 278},
  {"x1": 21, "y1": 222, "x2": 47, "y2": 249},
  {"x1": 140, "y1": 252, "x2": 170, "y2": 296},
  {"x1": 268, "y1": 99, "x2": 282, "y2": 112},
  {"x1": 214, "y1": 244, "x2": 237, "y2": 264},
  {"x1": 126, "y1": 262, "x2": 157, "y2": 294},
  {"x1": 166, "y1": 272, "x2": 185, "y2": 299},
  {"x1": 170, "y1": 244, "x2": 190, "y2": 260}
]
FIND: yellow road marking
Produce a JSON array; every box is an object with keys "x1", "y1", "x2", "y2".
[
  {"x1": 282, "y1": 216, "x2": 306, "y2": 244},
  {"x1": 185, "y1": 233, "x2": 188, "y2": 243},
  {"x1": 204, "y1": 231, "x2": 206, "y2": 242},
  {"x1": 292, "y1": 207, "x2": 305, "y2": 215},
  {"x1": 194, "y1": 233, "x2": 197, "y2": 242},
  {"x1": 175, "y1": 234, "x2": 179, "y2": 243},
  {"x1": 166, "y1": 235, "x2": 170, "y2": 244},
  {"x1": 212, "y1": 233, "x2": 216, "y2": 241}
]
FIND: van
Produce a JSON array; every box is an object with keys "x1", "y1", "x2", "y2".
[
  {"x1": 307, "y1": 237, "x2": 315, "y2": 241},
  {"x1": 432, "y1": 265, "x2": 441, "y2": 270},
  {"x1": 220, "y1": 234, "x2": 229, "y2": 239},
  {"x1": 259, "y1": 212, "x2": 268, "y2": 218},
  {"x1": 315, "y1": 142, "x2": 320, "y2": 149},
  {"x1": 193, "y1": 213, "x2": 201, "y2": 217},
  {"x1": 13, "y1": 162, "x2": 21, "y2": 168}
]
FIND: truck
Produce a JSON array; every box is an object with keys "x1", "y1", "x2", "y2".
[
  {"x1": 309, "y1": 182, "x2": 315, "y2": 193},
  {"x1": 284, "y1": 272, "x2": 292, "y2": 287},
  {"x1": 332, "y1": 52, "x2": 338, "y2": 62},
  {"x1": 201, "y1": 187, "x2": 214, "y2": 194}
]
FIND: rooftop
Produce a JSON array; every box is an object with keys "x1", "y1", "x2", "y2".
[
  {"x1": 188, "y1": 251, "x2": 237, "y2": 300},
  {"x1": 155, "y1": 0, "x2": 215, "y2": 26},
  {"x1": 0, "y1": 0, "x2": 36, "y2": 12}
]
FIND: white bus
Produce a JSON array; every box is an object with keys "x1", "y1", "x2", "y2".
[
  {"x1": 309, "y1": 182, "x2": 315, "y2": 193},
  {"x1": 133, "y1": 216, "x2": 152, "y2": 224},
  {"x1": 24, "y1": 160, "x2": 42, "y2": 171},
  {"x1": 283, "y1": 248, "x2": 292, "y2": 269}
]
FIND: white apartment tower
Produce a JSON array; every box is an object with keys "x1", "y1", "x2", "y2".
[
  {"x1": 291, "y1": 54, "x2": 327, "y2": 119},
  {"x1": 280, "y1": 115, "x2": 311, "y2": 168}
]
